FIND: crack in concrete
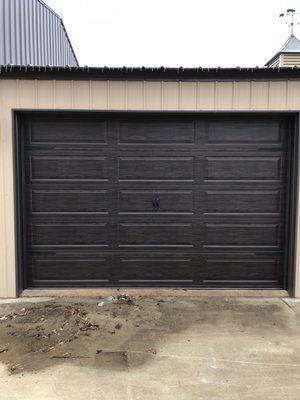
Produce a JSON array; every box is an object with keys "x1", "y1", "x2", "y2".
[{"x1": 103, "y1": 349, "x2": 300, "y2": 368}]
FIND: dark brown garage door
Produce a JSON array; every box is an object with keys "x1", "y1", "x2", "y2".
[{"x1": 20, "y1": 113, "x2": 292, "y2": 288}]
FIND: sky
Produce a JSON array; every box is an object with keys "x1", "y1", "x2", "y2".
[{"x1": 46, "y1": 0, "x2": 300, "y2": 67}]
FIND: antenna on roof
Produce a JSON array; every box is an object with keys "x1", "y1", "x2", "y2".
[{"x1": 279, "y1": 9, "x2": 300, "y2": 36}]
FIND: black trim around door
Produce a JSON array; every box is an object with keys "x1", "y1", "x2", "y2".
[{"x1": 13, "y1": 110, "x2": 299, "y2": 296}]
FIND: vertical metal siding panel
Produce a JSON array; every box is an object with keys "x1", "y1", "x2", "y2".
[
  {"x1": 58, "y1": 22, "x2": 62, "y2": 65},
  {"x1": 50, "y1": 12, "x2": 54, "y2": 64},
  {"x1": 61, "y1": 27, "x2": 65, "y2": 65},
  {"x1": 127, "y1": 81, "x2": 144, "y2": 110},
  {"x1": 63, "y1": 26, "x2": 67, "y2": 65},
  {"x1": 73, "y1": 81, "x2": 90, "y2": 109},
  {"x1": 268, "y1": 81, "x2": 287, "y2": 110},
  {"x1": 54, "y1": 15, "x2": 58, "y2": 65},
  {"x1": 109, "y1": 81, "x2": 126, "y2": 110},
  {"x1": 46, "y1": 10, "x2": 50, "y2": 65},
  {"x1": 42, "y1": 6, "x2": 48, "y2": 65},
  {"x1": 39, "y1": 3, "x2": 44, "y2": 65},
  {"x1": 162, "y1": 82, "x2": 179, "y2": 110},
  {"x1": 0, "y1": 0, "x2": 7, "y2": 64},
  {"x1": 36, "y1": 0, "x2": 40, "y2": 64},
  {"x1": 36, "y1": 1, "x2": 41, "y2": 65},
  {"x1": 250, "y1": 81, "x2": 269, "y2": 110},
  {"x1": 54, "y1": 80, "x2": 73, "y2": 108},
  {"x1": 57, "y1": 21, "x2": 61, "y2": 64},
  {"x1": 232, "y1": 81, "x2": 251, "y2": 110},
  {"x1": 54, "y1": 15, "x2": 57, "y2": 65},
  {"x1": 57, "y1": 19, "x2": 61, "y2": 65},
  {"x1": 7, "y1": 0, "x2": 12, "y2": 64},
  {"x1": 37, "y1": 80, "x2": 55, "y2": 109},
  {"x1": 32, "y1": 0, "x2": 37, "y2": 65},
  {"x1": 286, "y1": 80, "x2": 300, "y2": 109},
  {"x1": 4, "y1": 0, "x2": 11, "y2": 63},
  {"x1": 49, "y1": 12, "x2": 54, "y2": 65},
  {"x1": 60, "y1": 28, "x2": 64, "y2": 65},
  {"x1": 295, "y1": 180, "x2": 300, "y2": 297},
  {"x1": 29, "y1": 0, "x2": 34, "y2": 64},
  {"x1": 63, "y1": 34, "x2": 66, "y2": 65},
  {"x1": 12, "y1": 0, "x2": 18, "y2": 64},
  {"x1": 63, "y1": 30, "x2": 67, "y2": 65},
  {"x1": 53, "y1": 17, "x2": 57, "y2": 65},
  {"x1": 145, "y1": 81, "x2": 161, "y2": 110},
  {"x1": 63, "y1": 28, "x2": 67, "y2": 65},
  {"x1": 40, "y1": 6, "x2": 43, "y2": 65},
  {"x1": 12, "y1": 0, "x2": 17, "y2": 62},
  {"x1": 18, "y1": 80, "x2": 37, "y2": 108},
  {"x1": 216, "y1": 81, "x2": 233, "y2": 110},
  {"x1": 43, "y1": 8, "x2": 48, "y2": 65},
  {"x1": 0, "y1": 0, "x2": 4, "y2": 64},
  {"x1": 180, "y1": 82, "x2": 197, "y2": 110},
  {"x1": 18, "y1": 0, "x2": 24, "y2": 64},
  {"x1": 91, "y1": 81, "x2": 108, "y2": 109},
  {"x1": 48, "y1": 9, "x2": 53, "y2": 65},
  {"x1": 52, "y1": 15, "x2": 56, "y2": 65},
  {"x1": 0, "y1": 80, "x2": 8, "y2": 297},
  {"x1": 47, "y1": 11, "x2": 51, "y2": 65},
  {"x1": 24, "y1": 0, "x2": 30, "y2": 64},
  {"x1": 0, "y1": 80, "x2": 18, "y2": 297},
  {"x1": 56, "y1": 17, "x2": 60, "y2": 65},
  {"x1": 197, "y1": 82, "x2": 215, "y2": 110}
]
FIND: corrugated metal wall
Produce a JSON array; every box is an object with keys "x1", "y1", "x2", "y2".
[{"x1": 0, "y1": 0, "x2": 78, "y2": 66}]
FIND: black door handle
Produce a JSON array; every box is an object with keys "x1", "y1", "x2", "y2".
[{"x1": 152, "y1": 195, "x2": 160, "y2": 210}]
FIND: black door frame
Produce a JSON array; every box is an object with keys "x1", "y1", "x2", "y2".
[{"x1": 12, "y1": 109, "x2": 300, "y2": 296}]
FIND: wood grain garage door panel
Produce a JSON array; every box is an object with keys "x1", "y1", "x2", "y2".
[
  {"x1": 204, "y1": 189, "x2": 280, "y2": 214},
  {"x1": 202, "y1": 256, "x2": 281, "y2": 285},
  {"x1": 30, "y1": 156, "x2": 108, "y2": 181},
  {"x1": 118, "y1": 119, "x2": 195, "y2": 144},
  {"x1": 31, "y1": 190, "x2": 108, "y2": 214},
  {"x1": 29, "y1": 117, "x2": 107, "y2": 144},
  {"x1": 118, "y1": 223, "x2": 194, "y2": 248},
  {"x1": 116, "y1": 256, "x2": 197, "y2": 284},
  {"x1": 118, "y1": 157, "x2": 194, "y2": 181},
  {"x1": 204, "y1": 224, "x2": 280, "y2": 248},
  {"x1": 206, "y1": 120, "x2": 282, "y2": 144},
  {"x1": 31, "y1": 224, "x2": 109, "y2": 247},
  {"x1": 205, "y1": 156, "x2": 282, "y2": 181},
  {"x1": 21, "y1": 114, "x2": 291, "y2": 288},
  {"x1": 31, "y1": 258, "x2": 110, "y2": 283}
]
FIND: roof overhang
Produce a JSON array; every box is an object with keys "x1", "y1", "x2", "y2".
[{"x1": 1, "y1": 65, "x2": 300, "y2": 80}]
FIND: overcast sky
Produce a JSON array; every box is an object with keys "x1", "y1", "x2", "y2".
[{"x1": 46, "y1": 0, "x2": 299, "y2": 67}]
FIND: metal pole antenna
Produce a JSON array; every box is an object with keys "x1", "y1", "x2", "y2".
[{"x1": 279, "y1": 9, "x2": 300, "y2": 37}]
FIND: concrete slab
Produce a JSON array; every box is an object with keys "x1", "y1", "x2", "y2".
[
  {"x1": 21, "y1": 288, "x2": 289, "y2": 298},
  {"x1": 0, "y1": 296, "x2": 299, "y2": 400}
]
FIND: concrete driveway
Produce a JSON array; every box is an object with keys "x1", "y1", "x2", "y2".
[{"x1": 0, "y1": 295, "x2": 299, "y2": 400}]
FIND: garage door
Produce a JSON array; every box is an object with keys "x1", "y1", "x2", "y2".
[{"x1": 20, "y1": 113, "x2": 291, "y2": 288}]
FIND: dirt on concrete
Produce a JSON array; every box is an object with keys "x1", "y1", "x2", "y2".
[
  {"x1": 0, "y1": 294, "x2": 170, "y2": 374},
  {"x1": 0, "y1": 295, "x2": 291, "y2": 376},
  {"x1": 1, "y1": 296, "x2": 300, "y2": 399}
]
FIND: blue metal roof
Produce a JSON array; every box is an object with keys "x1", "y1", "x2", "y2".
[{"x1": 278, "y1": 35, "x2": 300, "y2": 53}]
